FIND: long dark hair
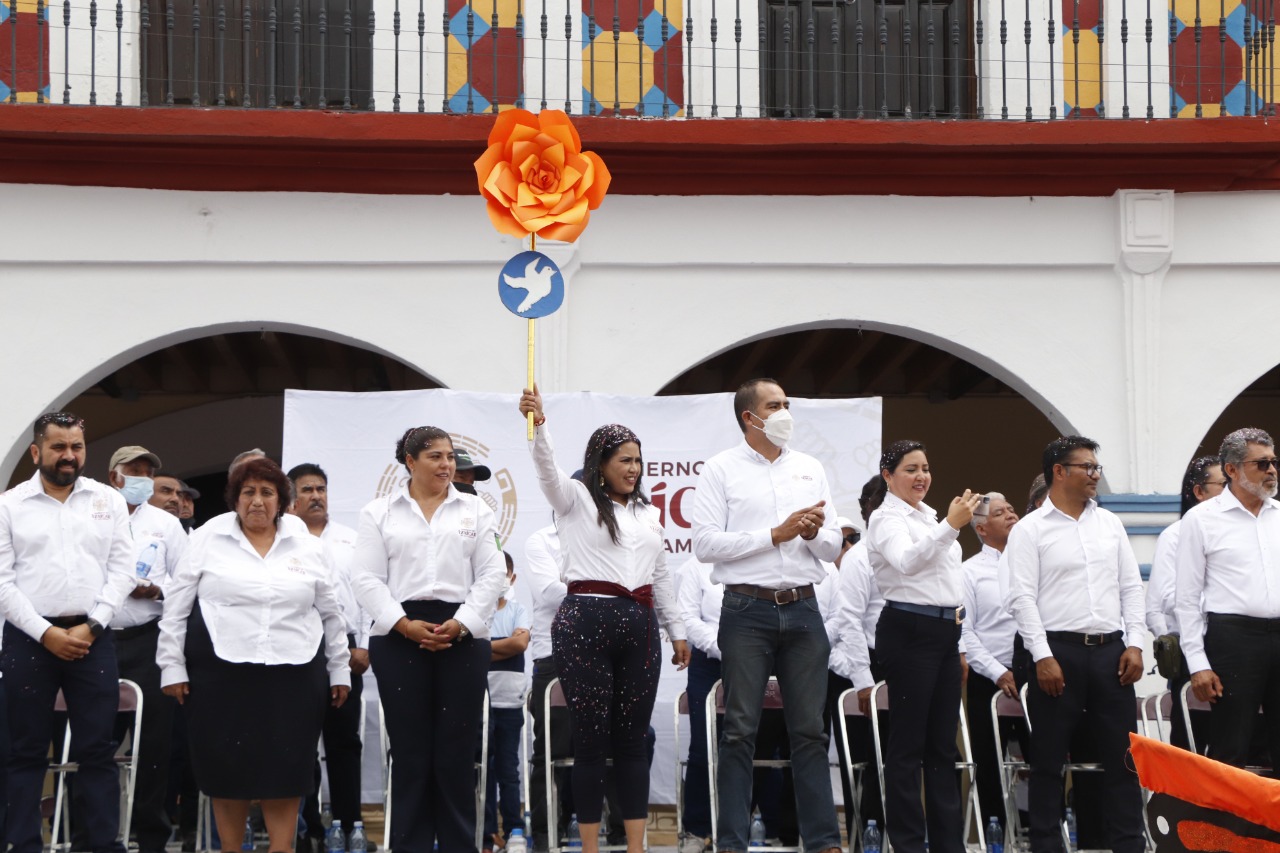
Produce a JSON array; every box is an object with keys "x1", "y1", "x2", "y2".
[
  {"x1": 581, "y1": 424, "x2": 647, "y2": 545},
  {"x1": 867, "y1": 439, "x2": 926, "y2": 514},
  {"x1": 1180, "y1": 455, "x2": 1221, "y2": 517}
]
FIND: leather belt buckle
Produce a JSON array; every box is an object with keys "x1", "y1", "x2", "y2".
[
  {"x1": 955, "y1": 605, "x2": 966, "y2": 625},
  {"x1": 773, "y1": 588, "x2": 796, "y2": 605},
  {"x1": 1084, "y1": 633, "x2": 1103, "y2": 646}
]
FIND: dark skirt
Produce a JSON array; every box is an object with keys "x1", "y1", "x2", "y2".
[{"x1": 184, "y1": 600, "x2": 328, "y2": 799}]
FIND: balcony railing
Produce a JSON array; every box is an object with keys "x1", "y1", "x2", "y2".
[{"x1": 0, "y1": 0, "x2": 1274, "y2": 118}]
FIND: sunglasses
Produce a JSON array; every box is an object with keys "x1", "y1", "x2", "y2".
[{"x1": 1241, "y1": 458, "x2": 1280, "y2": 473}]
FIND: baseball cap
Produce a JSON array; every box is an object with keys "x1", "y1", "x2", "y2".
[
  {"x1": 108, "y1": 445, "x2": 162, "y2": 471},
  {"x1": 836, "y1": 515, "x2": 859, "y2": 532},
  {"x1": 179, "y1": 481, "x2": 201, "y2": 500},
  {"x1": 454, "y1": 449, "x2": 492, "y2": 482}
]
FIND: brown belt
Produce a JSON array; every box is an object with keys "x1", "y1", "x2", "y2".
[{"x1": 725, "y1": 583, "x2": 816, "y2": 605}]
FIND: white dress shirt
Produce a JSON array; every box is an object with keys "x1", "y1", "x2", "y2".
[
  {"x1": 961, "y1": 544, "x2": 1017, "y2": 683},
  {"x1": 676, "y1": 557, "x2": 722, "y2": 658},
  {"x1": 522, "y1": 524, "x2": 566, "y2": 661},
  {"x1": 157, "y1": 512, "x2": 351, "y2": 688},
  {"x1": 1001, "y1": 496, "x2": 1145, "y2": 662},
  {"x1": 0, "y1": 473, "x2": 136, "y2": 641},
  {"x1": 529, "y1": 425, "x2": 684, "y2": 640},
  {"x1": 815, "y1": 562, "x2": 842, "y2": 647},
  {"x1": 1174, "y1": 487, "x2": 1280, "y2": 674},
  {"x1": 830, "y1": 541, "x2": 885, "y2": 690},
  {"x1": 352, "y1": 485, "x2": 506, "y2": 640},
  {"x1": 866, "y1": 491, "x2": 964, "y2": 608},
  {"x1": 319, "y1": 520, "x2": 368, "y2": 647},
  {"x1": 1145, "y1": 521, "x2": 1180, "y2": 637},
  {"x1": 114, "y1": 501, "x2": 190, "y2": 629},
  {"x1": 692, "y1": 441, "x2": 841, "y2": 588}
]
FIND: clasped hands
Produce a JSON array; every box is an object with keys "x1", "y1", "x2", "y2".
[
  {"x1": 772, "y1": 502, "x2": 828, "y2": 545},
  {"x1": 396, "y1": 616, "x2": 465, "y2": 652}
]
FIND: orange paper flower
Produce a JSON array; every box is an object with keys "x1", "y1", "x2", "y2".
[{"x1": 474, "y1": 109, "x2": 611, "y2": 243}]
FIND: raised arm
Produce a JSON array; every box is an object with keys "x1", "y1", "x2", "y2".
[{"x1": 520, "y1": 386, "x2": 583, "y2": 518}]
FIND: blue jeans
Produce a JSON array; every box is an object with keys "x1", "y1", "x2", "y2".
[
  {"x1": 485, "y1": 707, "x2": 526, "y2": 845},
  {"x1": 715, "y1": 592, "x2": 840, "y2": 853}
]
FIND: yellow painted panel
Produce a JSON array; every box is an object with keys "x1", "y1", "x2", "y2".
[
  {"x1": 1062, "y1": 29, "x2": 1102, "y2": 108},
  {"x1": 1171, "y1": 0, "x2": 1241, "y2": 27},
  {"x1": 468, "y1": 0, "x2": 522, "y2": 30},
  {"x1": 583, "y1": 31, "x2": 654, "y2": 109}
]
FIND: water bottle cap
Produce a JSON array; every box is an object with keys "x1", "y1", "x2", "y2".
[
  {"x1": 868, "y1": 821, "x2": 876, "y2": 827},
  {"x1": 512, "y1": 830, "x2": 523, "y2": 837},
  {"x1": 353, "y1": 822, "x2": 363, "y2": 828}
]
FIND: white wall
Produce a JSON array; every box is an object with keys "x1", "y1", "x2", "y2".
[{"x1": 1, "y1": 182, "x2": 1277, "y2": 495}]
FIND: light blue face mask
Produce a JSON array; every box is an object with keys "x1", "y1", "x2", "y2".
[{"x1": 119, "y1": 474, "x2": 155, "y2": 507}]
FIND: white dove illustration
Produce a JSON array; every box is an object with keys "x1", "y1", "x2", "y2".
[{"x1": 503, "y1": 257, "x2": 557, "y2": 313}]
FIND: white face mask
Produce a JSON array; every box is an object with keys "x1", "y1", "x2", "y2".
[
  {"x1": 118, "y1": 474, "x2": 155, "y2": 507},
  {"x1": 501, "y1": 576, "x2": 513, "y2": 597},
  {"x1": 750, "y1": 409, "x2": 794, "y2": 449}
]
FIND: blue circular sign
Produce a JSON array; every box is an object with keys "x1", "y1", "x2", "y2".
[{"x1": 498, "y1": 251, "x2": 564, "y2": 318}]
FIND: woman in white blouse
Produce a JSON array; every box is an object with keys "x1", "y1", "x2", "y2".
[
  {"x1": 352, "y1": 425, "x2": 506, "y2": 853},
  {"x1": 865, "y1": 440, "x2": 979, "y2": 853},
  {"x1": 518, "y1": 387, "x2": 689, "y2": 853},
  {"x1": 158, "y1": 457, "x2": 351, "y2": 853}
]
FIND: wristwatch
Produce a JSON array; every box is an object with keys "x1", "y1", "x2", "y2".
[
  {"x1": 86, "y1": 618, "x2": 106, "y2": 639},
  {"x1": 453, "y1": 622, "x2": 471, "y2": 644}
]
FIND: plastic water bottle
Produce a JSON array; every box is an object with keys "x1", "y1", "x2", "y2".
[
  {"x1": 135, "y1": 542, "x2": 159, "y2": 579},
  {"x1": 241, "y1": 817, "x2": 254, "y2": 852},
  {"x1": 567, "y1": 815, "x2": 581, "y2": 851},
  {"x1": 507, "y1": 828, "x2": 528, "y2": 853},
  {"x1": 348, "y1": 822, "x2": 367, "y2": 853},
  {"x1": 986, "y1": 816, "x2": 1003, "y2": 853},
  {"x1": 749, "y1": 814, "x2": 766, "y2": 848},
  {"x1": 325, "y1": 820, "x2": 345, "y2": 853},
  {"x1": 1065, "y1": 808, "x2": 1078, "y2": 851},
  {"x1": 862, "y1": 820, "x2": 881, "y2": 853}
]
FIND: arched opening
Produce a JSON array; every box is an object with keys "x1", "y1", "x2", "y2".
[
  {"x1": 660, "y1": 326, "x2": 1065, "y2": 552},
  {"x1": 6, "y1": 329, "x2": 439, "y2": 524},
  {"x1": 1189, "y1": 362, "x2": 1280, "y2": 461}
]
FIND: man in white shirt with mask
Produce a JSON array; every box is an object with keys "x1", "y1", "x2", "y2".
[
  {"x1": 1175, "y1": 426, "x2": 1280, "y2": 768},
  {"x1": 960, "y1": 491, "x2": 1020, "y2": 834},
  {"x1": 103, "y1": 445, "x2": 188, "y2": 853},
  {"x1": 0, "y1": 412, "x2": 136, "y2": 853},
  {"x1": 692, "y1": 378, "x2": 842, "y2": 853}
]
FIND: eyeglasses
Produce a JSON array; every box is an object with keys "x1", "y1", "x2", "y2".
[
  {"x1": 843, "y1": 533, "x2": 860, "y2": 546},
  {"x1": 1200, "y1": 479, "x2": 1228, "y2": 487},
  {"x1": 1241, "y1": 458, "x2": 1280, "y2": 472},
  {"x1": 1060, "y1": 462, "x2": 1104, "y2": 477}
]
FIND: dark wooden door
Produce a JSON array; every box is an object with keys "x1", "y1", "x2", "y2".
[
  {"x1": 761, "y1": 0, "x2": 970, "y2": 117},
  {"x1": 141, "y1": 0, "x2": 372, "y2": 108}
]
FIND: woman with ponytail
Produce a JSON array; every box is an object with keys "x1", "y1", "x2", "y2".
[
  {"x1": 352, "y1": 426, "x2": 507, "y2": 853},
  {"x1": 865, "y1": 439, "x2": 980, "y2": 853},
  {"x1": 518, "y1": 386, "x2": 690, "y2": 853}
]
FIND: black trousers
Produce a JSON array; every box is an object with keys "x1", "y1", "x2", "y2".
[
  {"x1": 827, "y1": 664, "x2": 886, "y2": 844},
  {"x1": 528, "y1": 656, "x2": 573, "y2": 851},
  {"x1": 1204, "y1": 613, "x2": 1280, "y2": 768},
  {"x1": 1025, "y1": 637, "x2": 1144, "y2": 853},
  {"x1": 302, "y1": 638, "x2": 365, "y2": 839},
  {"x1": 875, "y1": 607, "x2": 964, "y2": 853},
  {"x1": 1, "y1": 623, "x2": 123, "y2": 853},
  {"x1": 551, "y1": 595, "x2": 660, "y2": 824},
  {"x1": 965, "y1": 671, "x2": 1028, "y2": 827},
  {"x1": 370, "y1": 601, "x2": 491, "y2": 853},
  {"x1": 110, "y1": 621, "x2": 176, "y2": 853}
]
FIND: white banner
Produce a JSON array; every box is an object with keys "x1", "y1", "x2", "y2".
[{"x1": 282, "y1": 389, "x2": 881, "y2": 806}]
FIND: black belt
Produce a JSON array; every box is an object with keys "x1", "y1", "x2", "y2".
[
  {"x1": 43, "y1": 615, "x2": 89, "y2": 629},
  {"x1": 726, "y1": 583, "x2": 816, "y2": 605},
  {"x1": 885, "y1": 600, "x2": 966, "y2": 624},
  {"x1": 1207, "y1": 612, "x2": 1280, "y2": 631},
  {"x1": 114, "y1": 618, "x2": 159, "y2": 641},
  {"x1": 1045, "y1": 630, "x2": 1123, "y2": 646}
]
